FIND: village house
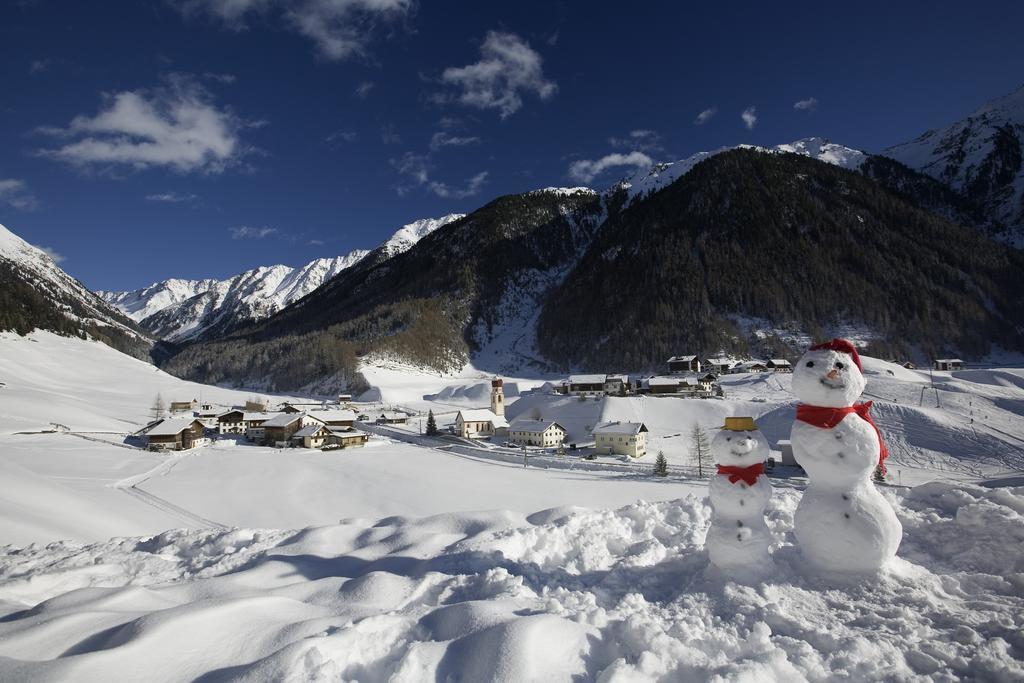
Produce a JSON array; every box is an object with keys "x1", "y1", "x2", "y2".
[
  {"x1": 217, "y1": 410, "x2": 246, "y2": 435},
  {"x1": 902, "y1": 361, "x2": 917, "y2": 370},
  {"x1": 667, "y1": 355, "x2": 701, "y2": 374},
  {"x1": 508, "y1": 419, "x2": 568, "y2": 448},
  {"x1": 766, "y1": 359, "x2": 793, "y2": 373},
  {"x1": 737, "y1": 361, "x2": 767, "y2": 373},
  {"x1": 144, "y1": 418, "x2": 207, "y2": 452},
  {"x1": 567, "y1": 374, "x2": 607, "y2": 397},
  {"x1": 244, "y1": 399, "x2": 269, "y2": 412},
  {"x1": 592, "y1": 421, "x2": 648, "y2": 458},
  {"x1": 194, "y1": 407, "x2": 226, "y2": 429},
  {"x1": 646, "y1": 376, "x2": 682, "y2": 394},
  {"x1": 455, "y1": 408, "x2": 509, "y2": 438},
  {"x1": 244, "y1": 412, "x2": 284, "y2": 443},
  {"x1": 377, "y1": 411, "x2": 409, "y2": 425},
  {"x1": 603, "y1": 374, "x2": 629, "y2": 395},
  {"x1": 262, "y1": 413, "x2": 326, "y2": 447},
  {"x1": 291, "y1": 423, "x2": 333, "y2": 449},
  {"x1": 328, "y1": 427, "x2": 370, "y2": 449},
  {"x1": 169, "y1": 398, "x2": 198, "y2": 413},
  {"x1": 309, "y1": 409, "x2": 357, "y2": 428},
  {"x1": 696, "y1": 373, "x2": 717, "y2": 392},
  {"x1": 934, "y1": 358, "x2": 964, "y2": 371},
  {"x1": 337, "y1": 393, "x2": 353, "y2": 403},
  {"x1": 704, "y1": 358, "x2": 735, "y2": 375}
]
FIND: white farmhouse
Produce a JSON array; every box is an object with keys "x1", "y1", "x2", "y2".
[
  {"x1": 455, "y1": 409, "x2": 509, "y2": 438},
  {"x1": 593, "y1": 421, "x2": 649, "y2": 458},
  {"x1": 508, "y1": 419, "x2": 568, "y2": 448},
  {"x1": 567, "y1": 374, "x2": 606, "y2": 397}
]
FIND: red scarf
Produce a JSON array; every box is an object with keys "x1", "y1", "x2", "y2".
[
  {"x1": 717, "y1": 462, "x2": 765, "y2": 486},
  {"x1": 796, "y1": 402, "x2": 889, "y2": 474}
]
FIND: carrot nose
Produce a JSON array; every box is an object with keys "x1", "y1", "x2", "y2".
[{"x1": 826, "y1": 368, "x2": 839, "y2": 379}]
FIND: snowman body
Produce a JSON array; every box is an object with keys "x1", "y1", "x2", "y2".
[
  {"x1": 790, "y1": 345, "x2": 902, "y2": 574},
  {"x1": 706, "y1": 427, "x2": 773, "y2": 575}
]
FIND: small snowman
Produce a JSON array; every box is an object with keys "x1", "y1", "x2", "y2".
[
  {"x1": 706, "y1": 416, "x2": 773, "y2": 579},
  {"x1": 790, "y1": 339, "x2": 902, "y2": 575}
]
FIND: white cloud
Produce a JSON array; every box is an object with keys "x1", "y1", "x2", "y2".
[
  {"x1": 145, "y1": 191, "x2": 199, "y2": 202},
  {"x1": 354, "y1": 81, "x2": 374, "y2": 98},
  {"x1": 35, "y1": 75, "x2": 250, "y2": 173},
  {"x1": 608, "y1": 129, "x2": 663, "y2": 153},
  {"x1": 694, "y1": 107, "x2": 717, "y2": 125},
  {"x1": 307, "y1": 238, "x2": 325, "y2": 246},
  {"x1": 567, "y1": 151, "x2": 653, "y2": 184},
  {"x1": 380, "y1": 123, "x2": 400, "y2": 145},
  {"x1": 35, "y1": 245, "x2": 65, "y2": 263},
  {"x1": 326, "y1": 129, "x2": 358, "y2": 145},
  {"x1": 429, "y1": 131, "x2": 480, "y2": 151},
  {"x1": 741, "y1": 106, "x2": 757, "y2": 130},
  {"x1": 440, "y1": 31, "x2": 557, "y2": 119},
  {"x1": 203, "y1": 72, "x2": 237, "y2": 84},
  {"x1": 229, "y1": 225, "x2": 277, "y2": 239},
  {"x1": 794, "y1": 96, "x2": 819, "y2": 111},
  {"x1": 391, "y1": 152, "x2": 488, "y2": 199},
  {"x1": 171, "y1": 0, "x2": 412, "y2": 59},
  {"x1": 29, "y1": 59, "x2": 50, "y2": 75},
  {"x1": 0, "y1": 178, "x2": 39, "y2": 211}
]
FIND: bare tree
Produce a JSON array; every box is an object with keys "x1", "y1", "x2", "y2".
[
  {"x1": 151, "y1": 393, "x2": 166, "y2": 420},
  {"x1": 690, "y1": 425, "x2": 712, "y2": 477}
]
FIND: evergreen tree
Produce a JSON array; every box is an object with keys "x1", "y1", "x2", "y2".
[
  {"x1": 654, "y1": 450, "x2": 669, "y2": 477},
  {"x1": 873, "y1": 465, "x2": 886, "y2": 484},
  {"x1": 425, "y1": 410, "x2": 438, "y2": 436},
  {"x1": 691, "y1": 425, "x2": 712, "y2": 477},
  {"x1": 151, "y1": 393, "x2": 166, "y2": 420}
]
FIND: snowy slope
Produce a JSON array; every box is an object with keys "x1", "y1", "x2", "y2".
[
  {"x1": 883, "y1": 85, "x2": 1024, "y2": 246},
  {"x1": 619, "y1": 137, "x2": 867, "y2": 202},
  {"x1": 0, "y1": 223, "x2": 151, "y2": 357},
  {"x1": 97, "y1": 277, "x2": 219, "y2": 322}
]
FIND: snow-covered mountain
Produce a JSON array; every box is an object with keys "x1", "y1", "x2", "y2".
[
  {"x1": 0, "y1": 223, "x2": 152, "y2": 358},
  {"x1": 883, "y1": 85, "x2": 1024, "y2": 246},
  {"x1": 101, "y1": 214, "x2": 463, "y2": 343},
  {"x1": 377, "y1": 213, "x2": 465, "y2": 258},
  {"x1": 619, "y1": 137, "x2": 867, "y2": 202}
]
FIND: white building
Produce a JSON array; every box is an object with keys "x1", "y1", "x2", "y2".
[
  {"x1": 491, "y1": 378, "x2": 505, "y2": 417},
  {"x1": 567, "y1": 374, "x2": 608, "y2": 396},
  {"x1": 704, "y1": 358, "x2": 736, "y2": 375},
  {"x1": 592, "y1": 421, "x2": 648, "y2": 458},
  {"x1": 455, "y1": 409, "x2": 509, "y2": 438},
  {"x1": 766, "y1": 359, "x2": 792, "y2": 373},
  {"x1": 603, "y1": 374, "x2": 629, "y2": 395},
  {"x1": 508, "y1": 419, "x2": 567, "y2": 448},
  {"x1": 934, "y1": 358, "x2": 964, "y2": 371},
  {"x1": 667, "y1": 356, "x2": 701, "y2": 374}
]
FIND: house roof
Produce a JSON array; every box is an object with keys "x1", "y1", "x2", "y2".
[
  {"x1": 456, "y1": 409, "x2": 509, "y2": 428},
  {"x1": 705, "y1": 357, "x2": 735, "y2": 366},
  {"x1": 667, "y1": 355, "x2": 697, "y2": 362},
  {"x1": 568, "y1": 374, "x2": 606, "y2": 385},
  {"x1": 146, "y1": 418, "x2": 202, "y2": 437},
  {"x1": 218, "y1": 409, "x2": 245, "y2": 420},
  {"x1": 262, "y1": 413, "x2": 305, "y2": 428},
  {"x1": 243, "y1": 411, "x2": 283, "y2": 422},
  {"x1": 768, "y1": 358, "x2": 791, "y2": 366},
  {"x1": 593, "y1": 421, "x2": 648, "y2": 435},
  {"x1": 293, "y1": 424, "x2": 330, "y2": 438},
  {"x1": 309, "y1": 409, "x2": 357, "y2": 422},
  {"x1": 378, "y1": 411, "x2": 408, "y2": 420},
  {"x1": 935, "y1": 358, "x2": 964, "y2": 363},
  {"x1": 647, "y1": 376, "x2": 681, "y2": 386},
  {"x1": 508, "y1": 418, "x2": 566, "y2": 434},
  {"x1": 605, "y1": 374, "x2": 629, "y2": 383}
]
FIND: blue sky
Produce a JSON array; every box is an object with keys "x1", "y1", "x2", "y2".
[{"x1": 2, "y1": 1, "x2": 1022, "y2": 291}]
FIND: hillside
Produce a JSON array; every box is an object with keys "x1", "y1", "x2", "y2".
[
  {"x1": 537, "y1": 149, "x2": 1024, "y2": 370},
  {"x1": 883, "y1": 84, "x2": 1024, "y2": 246},
  {"x1": 0, "y1": 223, "x2": 152, "y2": 359}
]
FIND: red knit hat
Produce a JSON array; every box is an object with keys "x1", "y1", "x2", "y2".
[{"x1": 808, "y1": 338, "x2": 862, "y2": 372}]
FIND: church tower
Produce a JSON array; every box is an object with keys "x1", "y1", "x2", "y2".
[{"x1": 490, "y1": 378, "x2": 505, "y2": 417}]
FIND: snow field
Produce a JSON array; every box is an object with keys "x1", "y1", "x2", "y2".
[{"x1": 0, "y1": 483, "x2": 1021, "y2": 681}]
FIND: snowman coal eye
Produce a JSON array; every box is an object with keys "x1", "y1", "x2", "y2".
[
  {"x1": 836, "y1": 362, "x2": 845, "y2": 369},
  {"x1": 806, "y1": 361, "x2": 815, "y2": 367},
  {"x1": 726, "y1": 437, "x2": 732, "y2": 441}
]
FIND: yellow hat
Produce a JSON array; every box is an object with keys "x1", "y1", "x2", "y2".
[{"x1": 721, "y1": 416, "x2": 758, "y2": 431}]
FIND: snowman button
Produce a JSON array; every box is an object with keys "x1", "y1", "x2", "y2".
[
  {"x1": 740, "y1": 499, "x2": 745, "y2": 506},
  {"x1": 837, "y1": 452, "x2": 845, "y2": 459},
  {"x1": 844, "y1": 513, "x2": 850, "y2": 519},
  {"x1": 737, "y1": 520, "x2": 743, "y2": 527},
  {"x1": 842, "y1": 494, "x2": 849, "y2": 501}
]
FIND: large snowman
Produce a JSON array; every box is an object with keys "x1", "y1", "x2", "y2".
[
  {"x1": 706, "y1": 417, "x2": 773, "y2": 579},
  {"x1": 790, "y1": 338, "x2": 901, "y2": 575}
]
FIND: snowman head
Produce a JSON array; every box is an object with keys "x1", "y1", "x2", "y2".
[
  {"x1": 711, "y1": 417, "x2": 769, "y2": 467},
  {"x1": 792, "y1": 339, "x2": 866, "y2": 407}
]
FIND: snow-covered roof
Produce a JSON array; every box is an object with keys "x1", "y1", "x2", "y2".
[
  {"x1": 593, "y1": 421, "x2": 648, "y2": 436},
  {"x1": 508, "y1": 419, "x2": 566, "y2": 434},
  {"x1": 293, "y1": 424, "x2": 329, "y2": 438},
  {"x1": 456, "y1": 409, "x2": 509, "y2": 428},
  {"x1": 378, "y1": 411, "x2": 408, "y2": 420},
  {"x1": 705, "y1": 358, "x2": 735, "y2": 366},
  {"x1": 667, "y1": 355, "x2": 697, "y2": 362},
  {"x1": 935, "y1": 358, "x2": 964, "y2": 363},
  {"x1": 768, "y1": 359, "x2": 792, "y2": 366},
  {"x1": 146, "y1": 418, "x2": 201, "y2": 436},
  {"x1": 309, "y1": 409, "x2": 357, "y2": 422},
  {"x1": 647, "y1": 377, "x2": 681, "y2": 387},
  {"x1": 604, "y1": 374, "x2": 629, "y2": 383},
  {"x1": 243, "y1": 411, "x2": 282, "y2": 422},
  {"x1": 569, "y1": 374, "x2": 606, "y2": 385},
  {"x1": 262, "y1": 413, "x2": 304, "y2": 428}
]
